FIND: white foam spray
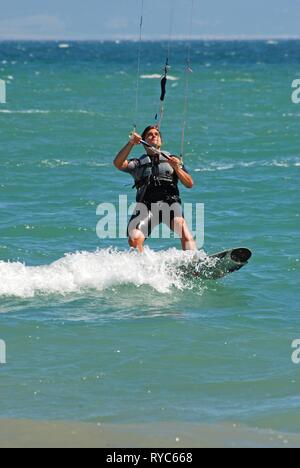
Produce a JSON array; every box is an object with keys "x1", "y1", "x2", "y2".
[{"x1": 0, "y1": 248, "x2": 208, "y2": 299}]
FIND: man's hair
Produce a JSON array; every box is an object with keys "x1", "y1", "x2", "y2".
[{"x1": 141, "y1": 125, "x2": 162, "y2": 141}]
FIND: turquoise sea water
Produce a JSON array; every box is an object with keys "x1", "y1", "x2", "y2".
[{"x1": 0, "y1": 41, "x2": 300, "y2": 438}]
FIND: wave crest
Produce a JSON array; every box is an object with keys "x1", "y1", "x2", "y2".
[{"x1": 0, "y1": 248, "x2": 208, "y2": 299}]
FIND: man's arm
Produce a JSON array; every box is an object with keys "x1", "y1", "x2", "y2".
[
  {"x1": 175, "y1": 167, "x2": 194, "y2": 189},
  {"x1": 168, "y1": 157, "x2": 194, "y2": 189},
  {"x1": 113, "y1": 133, "x2": 141, "y2": 171}
]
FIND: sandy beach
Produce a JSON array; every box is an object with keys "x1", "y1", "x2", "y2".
[{"x1": 0, "y1": 420, "x2": 299, "y2": 448}]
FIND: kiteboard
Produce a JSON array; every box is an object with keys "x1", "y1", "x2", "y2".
[{"x1": 185, "y1": 247, "x2": 252, "y2": 280}]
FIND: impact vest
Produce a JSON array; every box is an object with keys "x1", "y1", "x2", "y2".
[
  {"x1": 133, "y1": 153, "x2": 181, "y2": 186},
  {"x1": 133, "y1": 153, "x2": 182, "y2": 203}
]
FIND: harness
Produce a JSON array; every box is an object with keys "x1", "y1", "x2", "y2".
[{"x1": 132, "y1": 154, "x2": 178, "y2": 203}]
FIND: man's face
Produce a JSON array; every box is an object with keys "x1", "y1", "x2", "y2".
[{"x1": 144, "y1": 129, "x2": 162, "y2": 149}]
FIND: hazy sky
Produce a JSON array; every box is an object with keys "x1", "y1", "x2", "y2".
[{"x1": 0, "y1": 0, "x2": 299, "y2": 40}]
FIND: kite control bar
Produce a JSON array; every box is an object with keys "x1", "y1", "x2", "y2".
[{"x1": 140, "y1": 139, "x2": 171, "y2": 161}]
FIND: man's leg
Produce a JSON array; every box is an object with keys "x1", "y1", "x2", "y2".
[
  {"x1": 127, "y1": 203, "x2": 153, "y2": 254},
  {"x1": 128, "y1": 229, "x2": 145, "y2": 253},
  {"x1": 171, "y1": 217, "x2": 197, "y2": 251}
]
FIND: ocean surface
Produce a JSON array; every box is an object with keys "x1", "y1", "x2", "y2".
[{"x1": 0, "y1": 40, "x2": 300, "y2": 443}]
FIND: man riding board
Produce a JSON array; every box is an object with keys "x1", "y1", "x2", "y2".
[{"x1": 114, "y1": 126, "x2": 197, "y2": 253}]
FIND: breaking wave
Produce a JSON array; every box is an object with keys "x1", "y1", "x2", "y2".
[{"x1": 0, "y1": 247, "x2": 208, "y2": 299}]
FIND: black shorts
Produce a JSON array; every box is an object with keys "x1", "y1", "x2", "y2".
[{"x1": 127, "y1": 199, "x2": 184, "y2": 239}]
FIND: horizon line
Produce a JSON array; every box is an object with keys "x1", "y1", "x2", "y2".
[{"x1": 1, "y1": 34, "x2": 300, "y2": 42}]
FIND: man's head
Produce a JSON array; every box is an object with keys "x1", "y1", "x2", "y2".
[{"x1": 142, "y1": 126, "x2": 162, "y2": 150}]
